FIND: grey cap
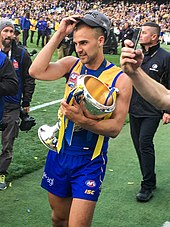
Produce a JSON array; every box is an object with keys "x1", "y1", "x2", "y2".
[
  {"x1": 78, "y1": 10, "x2": 111, "y2": 41},
  {"x1": 0, "y1": 19, "x2": 14, "y2": 32}
]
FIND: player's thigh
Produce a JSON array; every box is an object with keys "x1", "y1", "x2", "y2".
[
  {"x1": 48, "y1": 192, "x2": 72, "y2": 220},
  {"x1": 69, "y1": 198, "x2": 96, "y2": 227}
]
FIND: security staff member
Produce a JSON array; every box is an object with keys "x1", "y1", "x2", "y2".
[{"x1": 129, "y1": 22, "x2": 170, "y2": 202}]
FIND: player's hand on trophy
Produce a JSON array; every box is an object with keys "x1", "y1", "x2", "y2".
[
  {"x1": 60, "y1": 99, "x2": 85, "y2": 124},
  {"x1": 60, "y1": 99, "x2": 101, "y2": 124}
]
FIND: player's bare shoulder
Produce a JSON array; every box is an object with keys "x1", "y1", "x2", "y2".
[{"x1": 115, "y1": 72, "x2": 132, "y2": 95}]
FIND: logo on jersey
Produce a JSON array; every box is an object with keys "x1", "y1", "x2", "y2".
[
  {"x1": 85, "y1": 180, "x2": 96, "y2": 188},
  {"x1": 68, "y1": 72, "x2": 79, "y2": 88}
]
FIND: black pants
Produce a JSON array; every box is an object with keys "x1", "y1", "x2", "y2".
[
  {"x1": 0, "y1": 103, "x2": 20, "y2": 174},
  {"x1": 129, "y1": 115, "x2": 161, "y2": 190},
  {"x1": 36, "y1": 30, "x2": 46, "y2": 48},
  {"x1": 36, "y1": 30, "x2": 42, "y2": 46},
  {"x1": 22, "y1": 29, "x2": 29, "y2": 46},
  {"x1": 30, "y1": 30, "x2": 35, "y2": 43}
]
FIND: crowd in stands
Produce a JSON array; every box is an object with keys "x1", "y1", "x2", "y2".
[{"x1": 0, "y1": 0, "x2": 170, "y2": 47}]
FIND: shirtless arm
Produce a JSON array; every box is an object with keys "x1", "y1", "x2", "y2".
[{"x1": 29, "y1": 16, "x2": 81, "y2": 81}]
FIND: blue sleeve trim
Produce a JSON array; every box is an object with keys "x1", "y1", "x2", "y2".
[
  {"x1": 68, "y1": 59, "x2": 80, "y2": 76},
  {"x1": 111, "y1": 71, "x2": 123, "y2": 87}
]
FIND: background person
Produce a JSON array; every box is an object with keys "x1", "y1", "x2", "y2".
[
  {"x1": 29, "y1": 11, "x2": 132, "y2": 226},
  {"x1": 36, "y1": 16, "x2": 48, "y2": 48},
  {"x1": 0, "y1": 48, "x2": 18, "y2": 127},
  {"x1": 30, "y1": 16, "x2": 37, "y2": 44},
  {"x1": 0, "y1": 19, "x2": 35, "y2": 190},
  {"x1": 122, "y1": 22, "x2": 170, "y2": 202},
  {"x1": 0, "y1": 49, "x2": 18, "y2": 189},
  {"x1": 21, "y1": 11, "x2": 32, "y2": 47},
  {"x1": 118, "y1": 21, "x2": 134, "y2": 48},
  {"x1": 57, "y1": 36, "x2": 70, "y2": 59},
  {"x1": 0, "y1": 20, "x2": 18, "y2": 130}
]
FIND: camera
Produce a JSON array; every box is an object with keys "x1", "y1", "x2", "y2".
[
  {"x1": 29, "y1": 49, "x2": 38, "y2": 57},
  {"x1": 19, "y1": 109, "x2": 36, "y2": 132}
]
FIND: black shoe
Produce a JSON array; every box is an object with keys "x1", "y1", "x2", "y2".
[{"x1": 136, "y1": 188, "x2": 153, "y2": 202}]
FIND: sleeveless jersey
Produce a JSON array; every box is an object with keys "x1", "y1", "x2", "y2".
[{"x1": 59, "y1": 59, "x2": 123, "y2": 157}]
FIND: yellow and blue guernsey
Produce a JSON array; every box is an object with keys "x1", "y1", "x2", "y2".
[{"x1": 58, "y1": 59, "x2": 123, "y2": 159}]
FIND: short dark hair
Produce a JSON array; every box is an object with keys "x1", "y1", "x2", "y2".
[
  {"x1": 75, "y1": 21, "x2": 105, "y2": 40},
  {"x1": 142, "y1": 22, "x2": 160, "y2": 36}
]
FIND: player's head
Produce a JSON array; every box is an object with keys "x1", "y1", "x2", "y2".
[{"x1": 76, "y1": 10, "x2": 111, "y2": 42}]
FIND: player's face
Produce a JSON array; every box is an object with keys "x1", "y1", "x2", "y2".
[
  {"x1": 0, "y1": 26, "x2": 14, "y2": 48},
  {"x1": 73, "y1": 26, "x2": 104, "y2": 65}
]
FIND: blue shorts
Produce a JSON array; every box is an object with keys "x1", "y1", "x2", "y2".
[{"x1": 41, "y1": 150, "x2": 108, "y2": 201}]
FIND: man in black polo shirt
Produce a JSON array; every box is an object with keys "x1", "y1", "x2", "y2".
[{"x1": 129, "y1": 22, "x2": 170, "y2": 202}]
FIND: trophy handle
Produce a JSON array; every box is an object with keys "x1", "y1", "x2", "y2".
[{"x1": 38, "y1": 121, "x2": 60, "y2": 151}]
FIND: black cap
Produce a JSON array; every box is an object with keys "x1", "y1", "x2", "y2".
[{"x1": 78, "y1": 10, "x2": 111, "y2": 41}]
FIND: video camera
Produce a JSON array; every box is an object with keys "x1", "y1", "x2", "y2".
[
  {"x1": 19, "y1": 109, "x2": 36, "y2": 132},
  {"x1": 29, "y1": 49, "x2": 38, "y2": 57}
]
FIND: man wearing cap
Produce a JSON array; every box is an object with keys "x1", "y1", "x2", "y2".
[
  {"x1": 0, "y1": 20, "x2": 18, "y2": 97},
  {"x1": 0, "y1": 18, "x2": 35, "y2": 190},
  {"x1": 30, "y1": 11, "x2": 132, "y2": 226}
]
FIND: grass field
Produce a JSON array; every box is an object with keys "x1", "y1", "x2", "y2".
[{"x1": 0, "y1": 35, "x2": 170, "y2": 227}]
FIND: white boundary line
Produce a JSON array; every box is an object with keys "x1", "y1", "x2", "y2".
[{"x1": 30, "y1": 99, "x2": 62, "y2": 112}]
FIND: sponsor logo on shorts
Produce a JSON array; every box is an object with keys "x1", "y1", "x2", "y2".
[
  {"x1": 42, "y1": 171, "x2": 54, "y2": 186},
  {"x1": 85, "y1": 180, "x2": 96, "y2": 188},
  {"x1": 84, "y1": 189, "x2": 95, "y2": 195}
]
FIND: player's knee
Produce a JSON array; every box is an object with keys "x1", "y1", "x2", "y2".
[{"x1": 51, "y1": 210, "x2": 68, "y2": 227}]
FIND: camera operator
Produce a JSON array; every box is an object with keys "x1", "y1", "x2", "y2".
[
  {"x1": 0, "y1": 19, "x2": 35, "y2": 190},
  {"x1": 57, "y1": 35, "x2": 70, "y2": 59},
  {"x1": 0, "y1": 20, "x2": 18, "y2": 134}
]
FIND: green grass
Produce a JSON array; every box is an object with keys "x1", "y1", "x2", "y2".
[
  {"x1": 1, "y1": 123, "x2": 170, "y2": 227},
  {"x1": 0, "y1": 36, "x2": 170, "y2": 227}
]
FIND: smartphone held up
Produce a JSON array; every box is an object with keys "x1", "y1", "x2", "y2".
[{"x1": 131, "y1": 28, "x2": 141, "y2": 50}]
